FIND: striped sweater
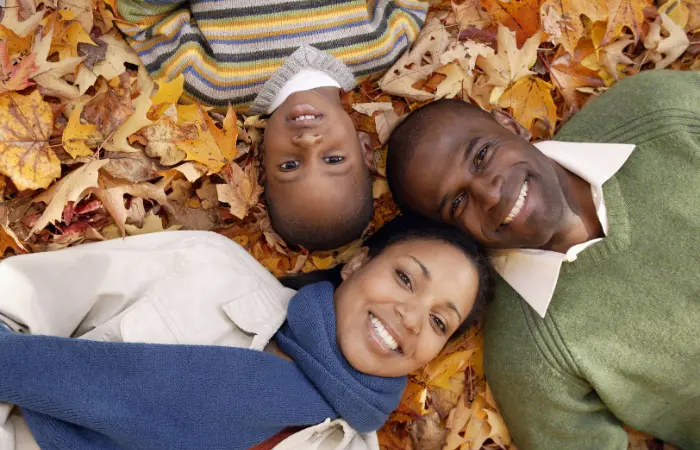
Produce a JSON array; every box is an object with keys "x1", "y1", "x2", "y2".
[{"x1": 116, "y1": 0, "x2": 428, "y2": 112}]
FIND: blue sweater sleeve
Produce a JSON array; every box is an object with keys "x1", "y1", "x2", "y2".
[{"x1": 0, "y1": 332, "x2": 337, "y2": 450}]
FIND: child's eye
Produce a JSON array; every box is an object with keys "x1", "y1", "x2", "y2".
[
  {"x1": 395, "y1": 269, "x2": 412, "y2": 291},
  {"x1": 324, "y1": 156, "x2": 345, "y2": 164},
  {"x1": 279, "y1": 161, "x2": 299, "y2": 171},
  {"x1": 450, "y1": 192, "x2": 466, "y2": 218},
  {"x1": 431, "y1": 314, "x2": 446, "y2": 334}
]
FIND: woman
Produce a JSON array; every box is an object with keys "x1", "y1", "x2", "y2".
[{"x1": 0, "y1": 215, "x2": 491, "y2": 450}]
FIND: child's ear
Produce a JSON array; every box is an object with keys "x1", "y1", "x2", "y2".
[
  {"x1": 340, "y1": 246, "x2": 370, "y2": 280},
  {"x1": 357, "y1": 131, "x2": 374, "y2": 170},
  {"x1": 490, "y1": 108, "x2": 532, "y2": 141}
]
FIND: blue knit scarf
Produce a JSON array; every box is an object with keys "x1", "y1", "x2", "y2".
[{"x1": 0, "y1": 282, "x2": 406, "y2": 449}]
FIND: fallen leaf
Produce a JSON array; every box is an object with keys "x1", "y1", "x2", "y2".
[
  {"x1": 203, "y1": 104, "x2": 237, "y2": 161},
  {"x1": 151, "y1": 73, "x2": 185, "y2": 105},
  {"x1": 602, "y1": 0, "x2": 652, "y2": 45},
  {"x1": 30, "y1": 159, "x2": 109, "y2": 233},
  {"x1": 540, "y1": 0, "x2": 609, "y2": 54},
  {"x1": 77, "y1": 39, "x2": 107, "y2": 70},
  {"x1": 0, "y1": 90, "x2": 59, "y2": 190},
  {"x1": 0, "y1": 0, "x2": 44, "y2": 37},
  {"x1": 124, "y1": 211, "x2": 180, "y2": 235},
  {"x1": 498, "y1": 76, "x2": 557, "y2": 133},
  {"x1": 434, "y1": 62, "x2": 472, "y2": 99},
  {"x1": 82, "y1": 82, "x2": 134, "y2": 138},
  {"x1": 216, "y1": 162, "x2": 263, "y2": 219},
  {"x1": 0, "y1": 42, "x2": 36, "y2": 92},
  {"x1": 644, "y1": 13, "x2": 690, "y2": 68},
  {"x1": 101, "y1": 150, "x2": 159, "y2": 182},
  {"x1": 351, "y1": 102, "x2": 394, "y2": 116},
  {"x1": 30, "y1": 26, "x2": 84, "y2": 98},
  {"x1": 64, "y1": 21, "x2": 95, "y2": 57},
  {"x1": 439, "y1": 39, "x2": 495, "y2": 75},
  {"x1": 451, "y1": 0, "x2": 492, "y2": 31},
  {"x1": 174, "y1": 161, "x2": 207, "y2": 182},
  {"x1": 58, "y1": 0, "x2": 93, "y2": 34},
  {"x1": 140, "y1": 115, "x2": 188, "y2": 165},
  {"x1": 480, "y1": 0, "x2": 542, "y2": 46},
  {"x1": 74, "y1": 30, "x2": 141, "y2": 94},
  {"x1": 62, "y1": 104, "x2": 101, "y2": 158},
  {"x1": 550, "y1": 53, "x2": 605, "y2": 109},
  {"x1": 103, "y1": 67, "x2": 154, "y2": 153},
  {"x1": 375, "y1": 109, "x2": 405, "y2": 145}
]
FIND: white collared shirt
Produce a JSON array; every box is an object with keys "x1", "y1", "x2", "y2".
[{"x1": 491, "y1": 141, "x2": 636, "y2": 318}]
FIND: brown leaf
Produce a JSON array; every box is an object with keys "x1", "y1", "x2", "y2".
[
  {"x1": 30, "y1": 26, "x2": 85, "y2": 99},
  {"x1": 540, "y1": 0, "x2": 609, "y2": 54},
  {"x1": 480, "y1": 0, "x2": 542, "y2": 46},
  {"x1": 216, "y1": 162, "x2": 263, "y2": 219},
  {"x1": 602, "y1": 0, "x2": 653, "y2": 45},
  {"x1": 550, "y1": 53, "x2": 605, "y2": 109},
  {"x1": 141, "y1": 115, "x2": 188, "y2": 166},
  {"x1": 82, "y1": 81, "x2": 134, "y2": 138},
  {"x1": 0, "y1": 0, "x2": 44, "y2": 38},
  {"x1": 451, "y1": 0, "x2": 492, "y2": 31},
  {"x1": 101, "y1": 151, "x2": 160, "y2": 182}
]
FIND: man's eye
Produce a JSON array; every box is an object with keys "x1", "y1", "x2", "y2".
[
  {"x1": 431, "y1": 315, "x2": 446, "y2": 334},
  {"x1": 473, "y1": 144, "x2": 489, "y2": 168},
  {"x1": 324, "y1": 156, "x2": 345, "y2": 164},
  {"x1": 279, "y1": 161, "x2": 299, "y2": 171},
  {"x1": 450, "y1": 192, "x2": 466, "y2": 218},
  {"x1": 395, "y1": 269, "x2": 412, "y2": 291}
]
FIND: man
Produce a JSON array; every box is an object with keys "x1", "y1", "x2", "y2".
[{"x1": 384, "y1": 70, "x2": 700, "y2": 449}]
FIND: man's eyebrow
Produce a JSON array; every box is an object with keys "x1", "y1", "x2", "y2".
[
  {"x1": 447, "y1": 302, "x2": 463, "y2": 323},
  {"x1": 410, "y1": 256, "x2": 430, "y2": 280}
]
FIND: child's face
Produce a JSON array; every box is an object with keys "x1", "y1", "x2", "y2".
[
  {"x1": 334, "y1": 239, "x2": 479, "y2": 377},
  {"x1": 396, "y1": 112, "x2": 566, "y2": 250},
  {"x1": 263, "y1": 89, "x2": 372, "y2": 237}
]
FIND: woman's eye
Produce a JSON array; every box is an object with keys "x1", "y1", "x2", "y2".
[
  {"x1": 395, "y1": 269, "x2": 412, "y2": 290},
  {"x1": 450, "y1": 192, "x2": 465, "y2": 218},
  {"x1": 431, "y1": 315, "x2": 446, "y2": 334},
  {"x1": 473, "y1": 144, "x2": 489, "y2": 168},
  {"x1": 279, "y1": 161, "x2": 299, "y2": 171},
  {"x1": 324, "y1": 155, "x2": 345, "y2": 164}
]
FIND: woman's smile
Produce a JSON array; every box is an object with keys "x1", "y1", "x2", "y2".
[{"x1": 367, "y1": 312, "x2": 402, "y2": 355}]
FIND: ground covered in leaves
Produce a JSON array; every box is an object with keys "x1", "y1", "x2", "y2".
[{"x1": 0, "y1": 0, "x2": 697, "y2": 448}]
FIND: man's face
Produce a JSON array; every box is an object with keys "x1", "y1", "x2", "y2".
[{"x1": 401, "y1": 111, "x2": 567, "y2": 249}]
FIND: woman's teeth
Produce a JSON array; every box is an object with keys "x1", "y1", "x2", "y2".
[
  {"x1": 503, "y1": 180, "x2": 529, "y2": 225},
  {"x1": 293, "y1": 114, "x2": 317, "y2": 121},
  {"x1": 369, "y1": 313, "x2": 399, "y2": 351}
]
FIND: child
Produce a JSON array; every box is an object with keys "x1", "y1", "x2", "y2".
[
  {"x1": 115, "y1": 0, "x2": 429, "y2": 250},
  {"x1": 0, "y1": 215, "x2": 491, "y2": 450}
]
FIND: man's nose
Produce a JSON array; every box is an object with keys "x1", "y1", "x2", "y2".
[
  {"x1": 292, "y1": 132, "x2": 321, "y2": 148},
  {"x1": 470, "y1": 175, "x2": 502, "y2": 210},
  {"x1": 395, "y1": 301, "x2": 425, "y2": 335}
]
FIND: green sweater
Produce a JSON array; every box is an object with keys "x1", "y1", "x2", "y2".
[{"x1": 484, "y1": 70, "x2": 700, "y2": 450}]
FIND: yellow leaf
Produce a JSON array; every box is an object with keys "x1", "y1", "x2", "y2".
[
  {"x1": 65, "y1": 21, "x2": 95, "y2": 57},
  {"x1": 177, "y1": 106, "x2": 229, "y2": 171},
  {"x1": 124, "y1": 211, "x2": 181, "y2": 235},
  {"x1": 204, "y1": 104, "x2": 238, "y2": 161},
  {"x1": 602, "y1": 0, "x2": 652, "y2": 45},
  {"x1": 311, "y1": 254, "x2": 335, "y2": 270},
  {"x1": 62, "y1": 106, "x2": 100, "y2": 158},
  {"x1": 421, "y1": 349, "x2": 473, "y2": 390},
  {"x1": 477, "y1": 25, "x2": 541, "y2": 102},
  {"x1": 30, "y1": 159, "x2": 109, "y2": 234},
  {"x1": 58, "y1": 0, "x2": 94, "y2": 35},
  {"x1": 176, "y1": 104, "x2": 201, "y2": 123},
  {"x1": 0, "y1": 25, "x2": 33, "y2": 56},
  {"x1": 74, "y1": 30, "x2": 141, "y2": 95},
  {"x1": 141, "y1": 116, "x2": 187, "y2": 165},
  {"x1": 498, "y1": 76, "x2": 557, "y2": 134},
  {"x1": 30, "y1": 26, "x2": 85, "y2": 99},
  {"x1": 151, "y1": 73, "x2": 185, "y2": 105},
  {"x1": 215, "y1": 163, "x2": 263, "y2": 219},
  {"x1": 540, "y1": 0, "x2": 608, "y2": 54},
  {"x1": 104, "y1": 67, "x2": 154, "y2": 153},
  {"x1": 0, "y1": 0, "x2": 44, "y2": 38},
  {"x1": 0, "y1": 91, "x2": 59, "y2": 190}
]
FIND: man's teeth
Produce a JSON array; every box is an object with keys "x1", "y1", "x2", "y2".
[
  {"x1": 369, "y1": 313, "x2": 398, "y2": 351},
  {"x1": 293, "y1": 114, "x2": 317, "y2": 121},
  {"x1": 503, "y1": 180, "x2": 529, "y2": 225}
]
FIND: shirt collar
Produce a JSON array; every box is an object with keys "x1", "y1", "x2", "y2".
[{"x1": 492, "y1": 140, "x2": 635, "y2": 318}]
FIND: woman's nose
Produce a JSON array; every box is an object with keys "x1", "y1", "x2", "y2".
[
  {"x1": 395, "y1": 301, "x2": 424, "y2": 335},
  {"x1": 292, "y1": 132, "x2": 321, "y2": 148}
]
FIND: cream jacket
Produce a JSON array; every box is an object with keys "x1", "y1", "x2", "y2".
[{"x1": 0, "y1": 231, "x2": 378, "y2": 450}]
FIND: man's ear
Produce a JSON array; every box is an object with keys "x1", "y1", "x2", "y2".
[
  {"x1": 357, "y1": 131, "x2": 374, "y2": 170},
  {"x1": 340, "y1": 246, "x2": 370, "y2": 281},
  {"x1": 490, "y1": 108, "x2": 532, "y2": 141}
]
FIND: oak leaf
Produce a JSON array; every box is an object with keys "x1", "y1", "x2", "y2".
[
  {"x1": 498, "y1": 76, "x2": 557, "y2": 133},
  {"x1": 540, "y1": 0, "x2": 608, "y2": 54},
  {"x1": 643, "y1": 13, "x2": 690, "y2": 68},
  {"x1": 82, "y1": 82, "x2": 135, "y2": 138},
  {"x1": 103, "y1": 67, "x2": 154, "y2": 153},
  {"x1": 30, "y1": 159, "x2": 109, "y2": 234},
  {"x1": 74, "y1": 30, "x2": 141, "y2": 94},
  {"x1": 62, "y1": 105, "x2": 101, "y2": 158},
  {"x1": 30, "y1": 26, "x2": 84, "y2": 99},
  {"x1": 351, "y1": 102, "x2": 394, "y2": 116},
  {"x1": 480, "y1": 0, "x2": 542, "y2": 46},
  {"x1": 0, "y1": 0, "x2": 44, "y2": 37},
  {"x1": 0, "y1": 90, "x2": 59, "y2": 190},
  {"x1": 602, "y1": 0, "x2": 652, "y2": 45},
  {"x1": 141, "y1": 115, "x2": 188, "y2": 165},
  {"x1": 216, "y1": 162, "x2": 263, "y2": 219}
]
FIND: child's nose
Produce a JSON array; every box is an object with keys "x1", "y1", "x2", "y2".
[{"x1": 292, "y1": 132, "x2": 321, "y2": 148}]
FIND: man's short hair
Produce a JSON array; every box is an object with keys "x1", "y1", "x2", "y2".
[
  {"x1": 386, "y1": 99, "x2": 491, "y2": 213},
  {"x1": 266, "y1": 172, "x2": 374, "y2": 251}
]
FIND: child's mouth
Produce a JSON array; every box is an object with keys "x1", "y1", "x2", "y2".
[{"x1": 287, "y1": 104, "x2": 324, "y2": 127}]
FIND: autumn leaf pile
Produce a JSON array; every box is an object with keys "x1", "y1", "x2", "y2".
[{"x1": 0, "y1": 0, "x2": 696, "y2": 447}]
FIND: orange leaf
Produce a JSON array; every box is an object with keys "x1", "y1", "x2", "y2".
[
  {"x1": 602, "y1": 0, "x2": 653, "y2": 45},
  {"x1": 540, "y1": 0, "x2": 609, "y2": 54},
  {"x1": 480, "y1": 0, "x2": 543, "y2": 46},
  {"x1": 498, "y1": 76, "x2": 557, "y2": 134}
]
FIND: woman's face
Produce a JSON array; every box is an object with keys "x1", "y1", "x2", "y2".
[{"x1": 334, "y1": 239, "x2": 479, "y2": 377}]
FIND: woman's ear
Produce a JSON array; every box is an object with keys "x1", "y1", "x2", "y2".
[
  {"x1": 357, "y1": 131, "x2": 374, "y2": 170},
  {"x1": 490, "y1": 108, "x2": 532, "y2": 141},
  {"x1": 340, "y1": 246, "x2": 370, "y2": 280}
]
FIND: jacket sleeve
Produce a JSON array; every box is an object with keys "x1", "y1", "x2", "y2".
[
  {"x1": 483, "y1": 295, "x2": 629, "y2": 450},
  {"x1": 0, "y1": 231, "x2": 220, "y2": 338}
]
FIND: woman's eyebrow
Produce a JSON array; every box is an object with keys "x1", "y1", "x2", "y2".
[
  {"x1": 410, "y1": 256, "x2": 430, "y2": 279},
  {"x1": 447, "y1": 302, "x2": 463, "y2": 323}
]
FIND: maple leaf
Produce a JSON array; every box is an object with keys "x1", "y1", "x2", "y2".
[
  {"x1": 151, "y1": 73, "x2": 185, "y2": 105},
  {"x1": 540, "y1": 0, "x2": 609, "y2": 54},
  {"x1": 74, "y1": 30, "x2": 141, "y2": 94},
  {"x1": 57, "y1": 0, "x2": 93, "y2": 36},
  {"x1": 203, "y1": 104, "x2": 238, "y2": 161},
  {"x1": 30, "y1": 159, "x2": 109, "y2": 234},
  {"x1": 601, "y1": 0, "x2": 652, "y2": 45},
  {"x1": 30, "y1": 26, "x2": 84, "y2": 98},
  {"x1": 550, "y1": 52, "x2": 605, "y2": 109},
  {"x1": 0, "y1": 90, "x2": 59, "y2": 190},
  {"x1": 216, "y1": 162, "x2": 263, "y2": 219},
  {"x1": 479, "y1": 0, "x2": 542, "y2": 46},
  {"x1": 0, "y1": 42, "x2": 36, "y2": 92},
  {"x1": 0, "y1": 0, "x2": 44, "y2": 37},
  {"x1": 451, "y1": 0, "x2": 492, "y2": 31},
  {"x1": 498, "y1": 76, "x2": 557, "y2": 133},
  {"x1": 477, "y1": 25, "x2": 541, "y2": 103},
  {"x1": 82, "y1": 81, "x2": 135, "y2": 138},
  {"x1": 644, "y1": 13, "x2": 690, "y2": 68},
  {"x1": 62, "y1": 104, "x2": 101, "y2": 158}
]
